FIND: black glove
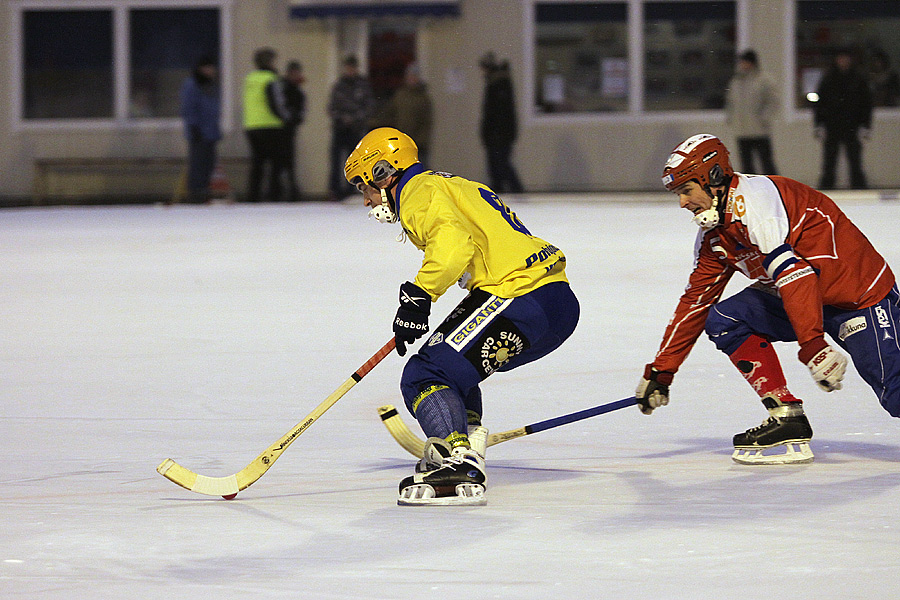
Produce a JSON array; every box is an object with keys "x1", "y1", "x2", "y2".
[
  {"x1": 393, "y1": 281, "x2": 431, "y2": 356},
  {"x1": 635, "y1": 365, "x2": 673, "y2": 415}
]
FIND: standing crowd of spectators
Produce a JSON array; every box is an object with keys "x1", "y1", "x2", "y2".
[
  {"x1": 241, "y1": 47, "x2": 306, "y2": 202},
  {"x1": 181, "y1": 44, "x2": 897, "y2": 202},
  {"x1": 180, "y1": 46, "x2": 528, "y2": 203},
  {"x1": 724, "y1": 46, "x2": 900, "y2": 190}
]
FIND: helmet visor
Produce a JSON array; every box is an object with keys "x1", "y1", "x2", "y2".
[{"x1": 348, "y1": 175, "x2": 367, "y2": 193}]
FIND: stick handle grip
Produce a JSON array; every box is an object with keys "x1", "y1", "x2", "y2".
[{"x1": 354, "y1": 337, "x2": 396, "y2": 381}]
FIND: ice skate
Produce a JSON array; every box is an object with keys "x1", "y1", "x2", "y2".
[
  {"x1": 398, "y1": 438, "x2": 487, "y2": 506},
  {"x1": 732, "y1": 401, "x2": 813, "y2": 465}
]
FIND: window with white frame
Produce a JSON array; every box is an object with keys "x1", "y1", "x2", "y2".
[
  {"x1": 644, "y1": 1, "x2": 735, "y2": 111},
  {"x1": 532, "y1": 0, "x2": 738, "y2": 115},
  {"x1": 534, "y1": 3, "x2": 629, "y2": 113},
  {"x1": 14, "y1": 1, "x2": 231, "y2": 126},
  {"x1": 22, "y1": 8, "x2": 115, "y2": 119},
  {"x1": 795, "y1": 0, "x2": 900, "y2": 109},
  {"x1": 129, "y1": 8, "x2": 222, "y2": 119}
]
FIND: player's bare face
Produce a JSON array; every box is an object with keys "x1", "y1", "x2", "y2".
[
  {"x1": 360, "y1": 183, "x2": 382, "y2": 208},
  {"x1": 674, "y1": 181, "x2": 713, "y2": 216}
]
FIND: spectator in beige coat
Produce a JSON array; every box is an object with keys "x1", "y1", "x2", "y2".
[
  {"x1": 725, "y1": 50, "x2": 779, "y2": 175},
  {"x1": 380, "y1": 62, "x2": 433, "y2": 166}
]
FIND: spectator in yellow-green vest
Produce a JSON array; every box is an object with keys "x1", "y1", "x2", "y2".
[{"x1": 243, "y1": 47, "x2": 289, "y2": 202}]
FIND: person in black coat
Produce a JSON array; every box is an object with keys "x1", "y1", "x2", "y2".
[
  {"x1": 281, "y1": 61, "x2": 307, "y2": 201},
  {"x1": 327, "y1": 56, "x2": 375, "y2": 200},
  {"x1": 479, "y1": 53, "x2": 524, "y2": 194},
  {"x1": 814, "y1": 49, "x2": 873, "y2": 189}
]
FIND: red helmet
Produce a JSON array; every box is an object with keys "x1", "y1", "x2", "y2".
[{"x1": 661, "y1": 134, "x2": 733, "y2": 191}]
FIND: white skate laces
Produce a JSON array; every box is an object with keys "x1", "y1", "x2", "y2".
[{"x1": 398, "y1": 443, "x2": 487, "y2": 506}]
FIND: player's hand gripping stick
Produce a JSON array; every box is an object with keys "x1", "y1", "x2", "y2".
[
  {"x1": 393, "y1": 281, "x2": 431, "y2": 356},
  {"x1": 635, "y1": 365, "x2": 673, "y2": 415}
]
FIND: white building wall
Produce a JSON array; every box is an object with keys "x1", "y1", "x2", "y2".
[{"x1": 2, "y1": 0, "x2": 899, "y2": 202}]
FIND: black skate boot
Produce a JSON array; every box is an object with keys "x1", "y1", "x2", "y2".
[
  {"x1": 732, "y1": 397, "x2": 814, "y2": 465},
  {"x1": 398, "y1": 438, "x2": 487, "y2": 506}
]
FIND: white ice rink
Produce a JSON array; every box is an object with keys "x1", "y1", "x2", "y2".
[{"x1": 2, "y1": 196, "x2": 899, "y2": 599}]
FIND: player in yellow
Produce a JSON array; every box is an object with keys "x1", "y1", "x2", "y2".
[{"x1": 345, "y1": 127, "x2": 579, "y2": 505}]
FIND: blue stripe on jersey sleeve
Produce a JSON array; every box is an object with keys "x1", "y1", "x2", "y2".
[{"x1": 763, "y1": 243, "x2": 799, "y2": 281}]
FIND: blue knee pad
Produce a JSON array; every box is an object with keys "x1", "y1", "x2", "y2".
[
  {"x1": 705, "y1": 305, "x2": 754, "y2": 356},
  {"x1": 704, "y1": 287, "x2": 799, "y2": 355}
]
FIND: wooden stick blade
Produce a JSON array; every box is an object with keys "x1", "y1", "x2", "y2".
[
  {"x1": 157, "y1": 458, "x2": 240, "y2": 497},
  {"x1": 157, "y1": 338, "x2": 396, "y2": 497},
  {"x1": 378, "y1": 405, "x2": 426, "y2": 458}
]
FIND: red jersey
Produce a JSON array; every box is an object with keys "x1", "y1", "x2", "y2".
[{"x1": 652, "y1": 174, "x2": 894, "y2": 373}]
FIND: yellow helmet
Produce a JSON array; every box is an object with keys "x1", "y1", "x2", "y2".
[{"x1": 344, "y1": 127, "x2": 419, "y2": 187}]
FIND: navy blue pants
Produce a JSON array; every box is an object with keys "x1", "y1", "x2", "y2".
[
  {"x1": 705, "y1": 284, "x2": 900, "y2": 416},
  {"x1": 401, "y1": 282, "x2": 579, "y2": 420},
  {"x1": 187, "y1": 137, "x2": 217, "y2": 199}
]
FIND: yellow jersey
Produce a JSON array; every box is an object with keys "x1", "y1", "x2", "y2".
[{"x1": 395, "y1": 164, "x2": 568, "y2": 302}]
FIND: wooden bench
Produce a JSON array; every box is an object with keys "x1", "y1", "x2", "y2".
[{"x1": 33, "y1": 156, "x2": 249, "y2": 205}]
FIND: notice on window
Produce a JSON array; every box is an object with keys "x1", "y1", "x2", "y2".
[
  {"x1": 602, "y1": 58, "x2": 628, "y2": 99},
  {"x1": 542, "y1": 73, "x2": 565, "y2": 104}
]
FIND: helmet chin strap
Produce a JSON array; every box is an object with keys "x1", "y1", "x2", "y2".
[
  {"x1": 692, "y1": 186, "x2": 725, "y2": 230},
  {"x1": 367, "y1": 187, "x2": 398, "y2": 224}
]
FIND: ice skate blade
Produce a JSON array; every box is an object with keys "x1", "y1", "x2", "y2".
[
  {"x1": 397, "y1": 483, "x2": 487, "y2": 506},
  {"x1": 732, "y1": 441, "x2": 814, "y2": 465}
]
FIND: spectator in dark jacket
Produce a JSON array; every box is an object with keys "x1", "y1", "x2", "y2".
[
  {"x1": 869, "y1": 50, "x2": 900, "y2": 107},
  {"x1": 282, "y1": 61, "x2": 307, "y2": 201},
  {"x1": 180, "y1": 56, "x2": 222, "y2": 203},
  {"x1": 479, "y1": 53, "x2": 523, "y2": 194},
  {"x1": 327, "y1": 56, "x2": 375, "y2": 199},
  {"x1": 814, "y1": 49, "x2": 873, "y2": 189}
]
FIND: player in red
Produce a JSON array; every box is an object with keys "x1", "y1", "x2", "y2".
[{"x1": 636, "y1": 134, "x2": 900, "y2": 464}]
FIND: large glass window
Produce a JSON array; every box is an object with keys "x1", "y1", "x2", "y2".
[
  {"x1": 532, "y1": 0, "x2": 737, "y2": 116},
  {"x1": 796, "y1": 0, "x2": 900, "y2": 109},
  {"x1": 130, "y1": 9, "x2": 220, "y2": 119},
  {"x1": 23, "y1": 9, "x2": 114, "y2": 119},
  {"x1": 643, "y1": 2, "x2": 735, "y2": 111},
  {"x1": 534, "y1": 3, "x2": 629, "y2": 113},
  {"x1": 16, "y1": 1, "x2": 228, "y2": 126}
]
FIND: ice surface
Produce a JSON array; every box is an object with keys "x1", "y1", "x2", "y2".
[{"x1": 2, "y1": 198, "x2": 899, "y2": 599}]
